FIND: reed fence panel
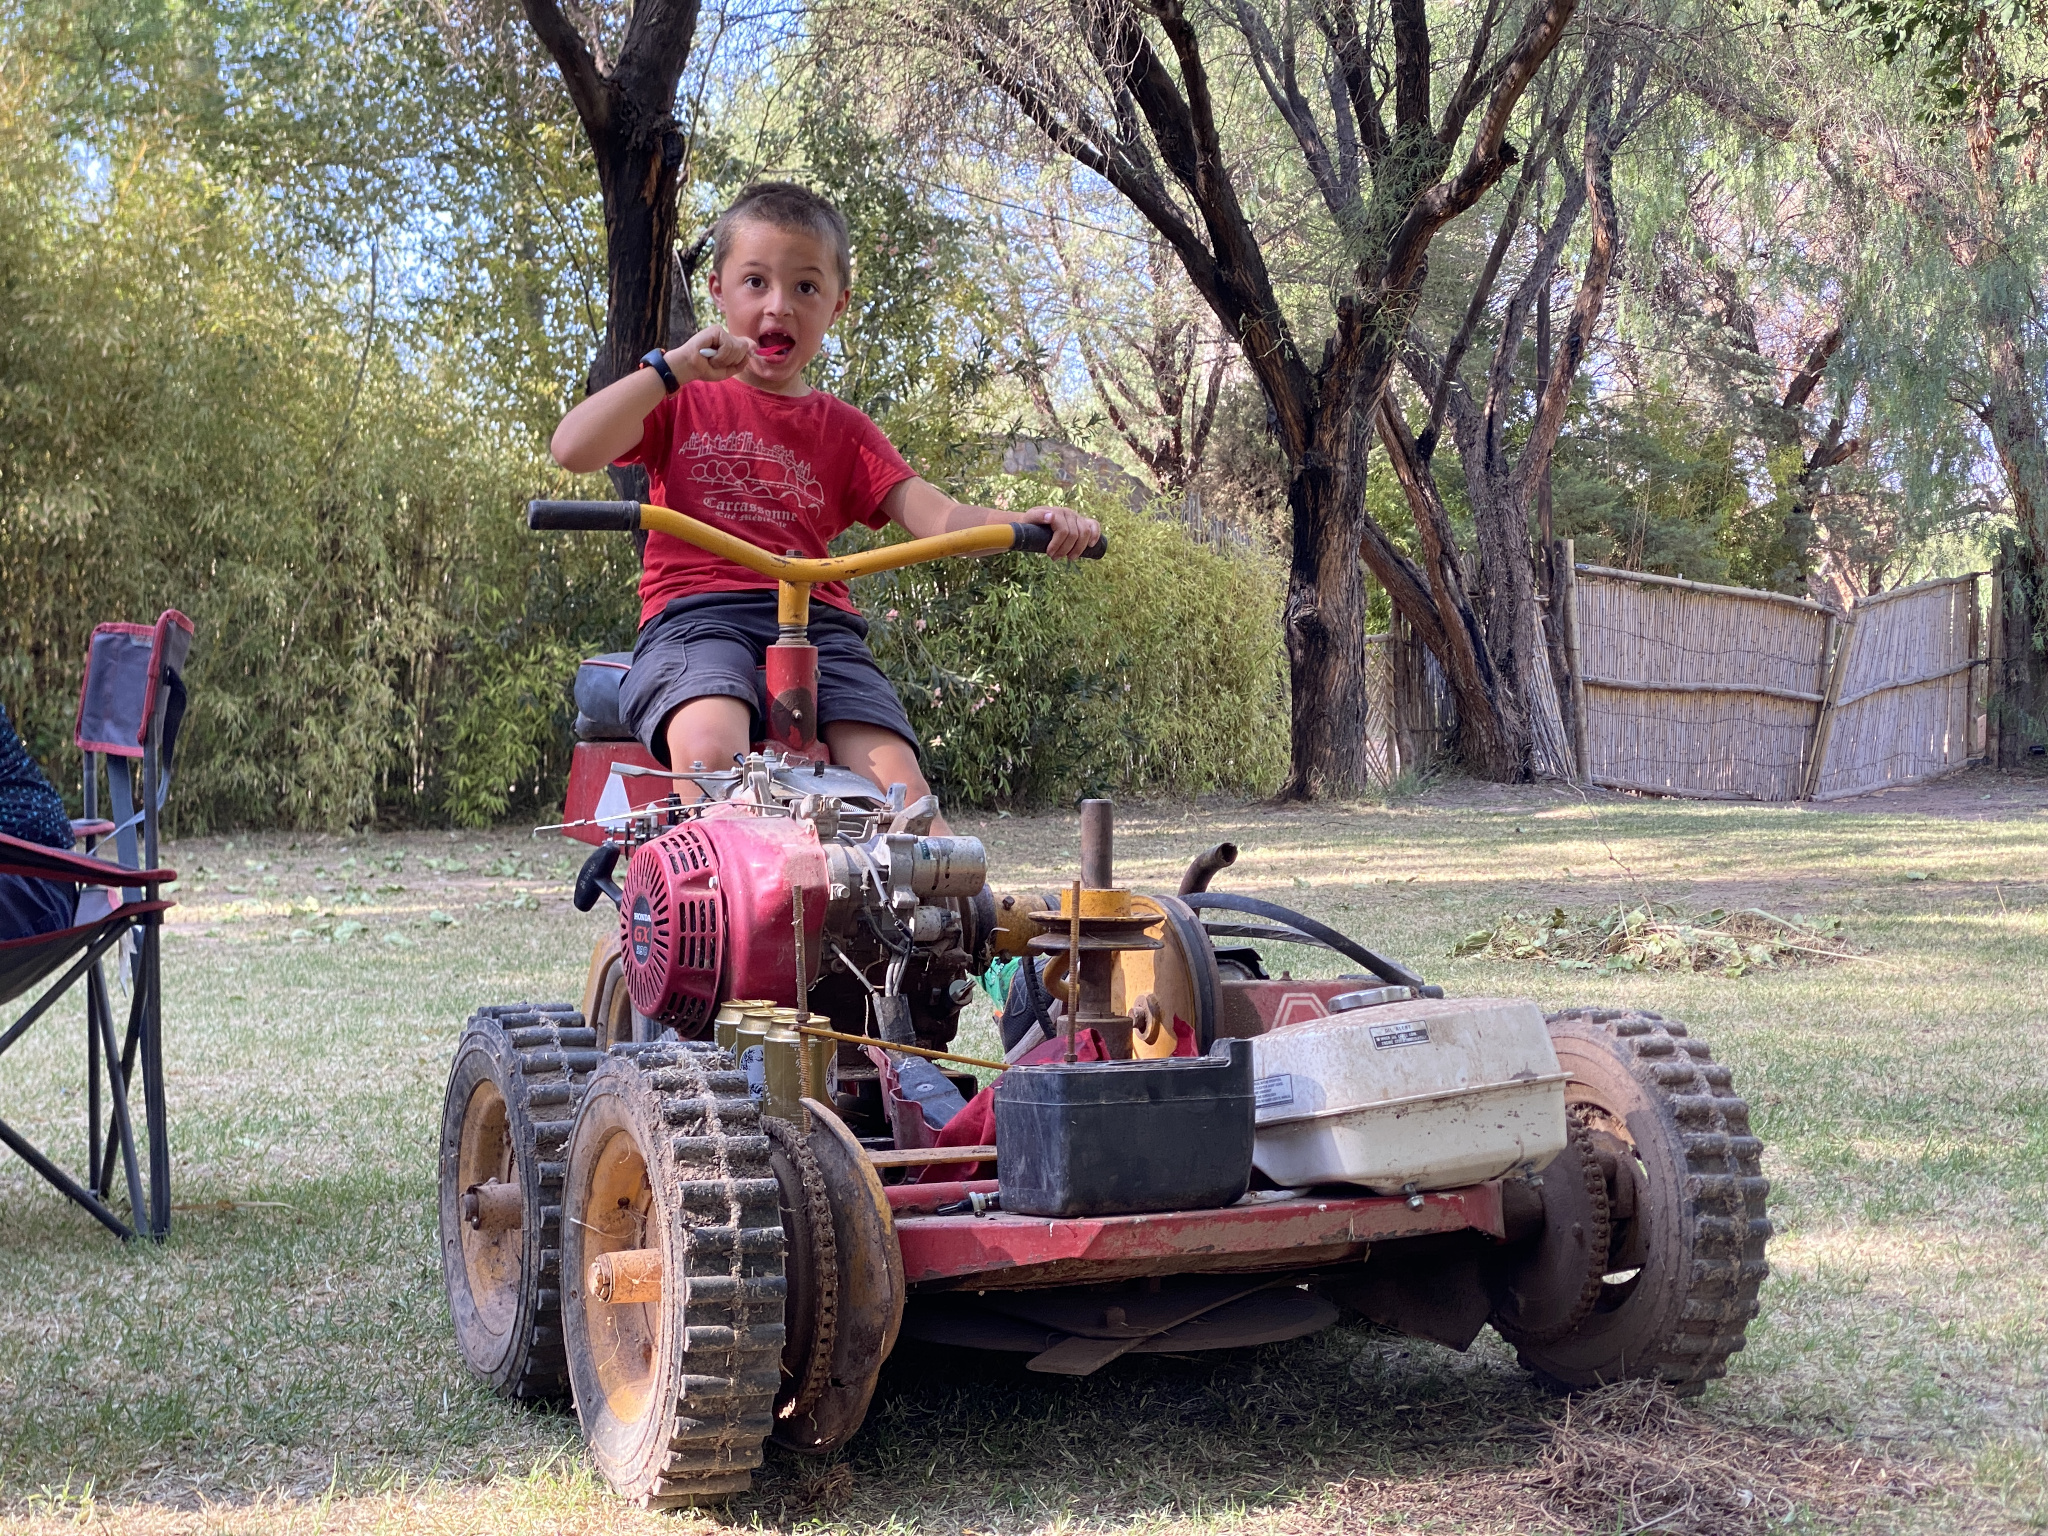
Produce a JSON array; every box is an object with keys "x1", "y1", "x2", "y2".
[
  {"x1": 1363, "y1": 635, "x2": 1396, "y2": 785},
  {"x1": 1809, "y1": 575, "x2": 1981, "y2": 799},
  {"x1": 1361, "y1": 619, "x2": 1453, "y2": 786},
  {"x1": 1571, "y1": 565, "x2": 1833, "y2": 801}
]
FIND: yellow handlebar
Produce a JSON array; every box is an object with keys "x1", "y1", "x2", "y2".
[
  {"x1": 636, "y1": 504, "x2": 1029, "y2": 583},
  {"x1": 526, "y1": 500, "x2": 1105, "y2": 631}
]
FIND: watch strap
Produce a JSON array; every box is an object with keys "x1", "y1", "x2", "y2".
[{"x1": 639, "y1": 348, "x2": 680, "y2": 395}]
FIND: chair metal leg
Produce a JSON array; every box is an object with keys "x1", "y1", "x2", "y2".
[
  {"x1": 88, "y1": 962, "x2": 103, "y2": 1192},
  {"x1": 139, "y1": 921, "x2": 169, "y2": 1239},
  {"x1": 0, "y1": 1111, "x2": 134, "y2": 1241},
  {"x1": 95, "y1": 976, "x2": 148, "y2": 1234}
]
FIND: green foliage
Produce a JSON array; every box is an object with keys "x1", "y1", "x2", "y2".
[
  {"x1": 1827, "y1": 0, "x2": 2048, "y2": 150},
  {"x1": 0, "y1": 42, "x2": 634, "y2": 832},
  {"x1": 1549, "y1": 387, "x2": 1756, "y2": 585},
  {"x1": 848, "y1": 482, "x2": 1288, "y2": 807}
]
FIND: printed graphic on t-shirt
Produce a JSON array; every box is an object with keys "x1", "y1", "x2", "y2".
[{"x1": 677, "y1": 429, "x2": 823, "y2": 528}]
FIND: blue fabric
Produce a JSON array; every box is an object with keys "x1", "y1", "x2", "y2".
[
  {"x1": 76, "y1": 629, "x2": 153, "y2": 756},
  {"x1": 0, "y1": 873, "x2": 76, "y2": 941},
  {"x1": 0, "y1": 703, "x2": 72, "y2": 850}
]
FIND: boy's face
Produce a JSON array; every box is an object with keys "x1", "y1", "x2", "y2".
[{"x1": 707, "y1": 219, "x2": 850, "y2": 393}]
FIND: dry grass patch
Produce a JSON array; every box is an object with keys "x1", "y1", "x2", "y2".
[{"x1": 1453, "y1": 903, "x2": 1858, "y2": 976}]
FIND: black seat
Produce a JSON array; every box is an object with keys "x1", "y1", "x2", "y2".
[{"x1": 574, "y1": 653, "x2": 635, "y2": 741}]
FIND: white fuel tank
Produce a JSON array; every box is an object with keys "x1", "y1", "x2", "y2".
[{"x1": 1249, "y1": 996, "x2": 1569, "y2": 1194}]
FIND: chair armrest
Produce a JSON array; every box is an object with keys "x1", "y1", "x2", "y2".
[
  {"x1": 0, "y1": 831, "x2": 174, "y2": 886},
  {"x1": 71, "y1": 819, "x2": 116, "y2": 839}
]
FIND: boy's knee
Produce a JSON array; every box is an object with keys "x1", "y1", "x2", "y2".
[{"x1": 662, "y1": 695, "x2": 752, "y2": 773}]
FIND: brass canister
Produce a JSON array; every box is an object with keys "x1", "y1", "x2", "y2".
[
  {"x1": 762, "y1": 1024, "x2": 805, "y2": 1124},
  {"x1": 799, "y1": 1016, "x2": 834, "y2": 1103},
  {"x1": 713, "y1": 1000, "x2": 751, "y2": 1054},
  {"x1": 733, "y1": 1018, "x2": 769, "y2": 1102}
]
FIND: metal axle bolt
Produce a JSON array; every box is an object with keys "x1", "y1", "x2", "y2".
[
  {"x1": 462, "y1": 1180, "x2": 524, "y2": 1235},
  {"x1": 588, "y1": 1248, "x2": 664, "y2": 1304}
]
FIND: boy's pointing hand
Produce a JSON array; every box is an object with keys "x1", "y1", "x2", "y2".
[
  {"x1": 1018, "y1": 504, "x2": 1104, "y2": 560},
  {"x1": 674, "y1": 325, "x2": 754, "y2": 383}
]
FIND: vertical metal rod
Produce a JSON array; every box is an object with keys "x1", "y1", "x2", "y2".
[
  {"x1": 87, "y1": 964, "x2": 101, "y2": 1188},
  {"x1": 791, "y1": 884, "x2": 812, "y2": 1101},
  {"x1": 1064, "y1": 879, "x2": 1081, "y2": 1064},
  {"x1": 1079, "y1": 799, "x2": 1113, "y2": 890},
  {"x1": 141, "y1": 924, "x2": 168, "y2": 1239}
]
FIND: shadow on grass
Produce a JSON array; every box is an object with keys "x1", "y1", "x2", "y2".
[{"x1": 747, "y1": 1328, "x2": 1562, "y2": 1529}]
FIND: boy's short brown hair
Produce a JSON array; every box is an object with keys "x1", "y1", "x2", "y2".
[{"x1": 712, "y1": 182, "x2": 852, "y2": 292}]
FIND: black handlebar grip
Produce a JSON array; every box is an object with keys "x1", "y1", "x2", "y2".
[
  {"x1": 1009, "y1": 521, "x2": 1110, "y2": 560},
  {"x1": 527, "y1": 500, "x2": 642, "y2": 532}
]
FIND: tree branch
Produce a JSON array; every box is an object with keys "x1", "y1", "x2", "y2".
[
  {"x1": 519, "y1": 0, "x2": 612, "y2": 135},
  {"x1": 1514, "y1": 39, "x2": 1619, "y2": 505},
  {"x1": 1381, "y1": 0, "x2": 1577, "y2": 295},
  {"x1": 1391, "y1": 0, "x2": 1432, "y2": 129},
  {"x1": 1234, "y1": 0, "x2": 1351, "y2": 222},
  {"x1": 1780, "y1": 324, "x2": 1843, "y2": 414}
]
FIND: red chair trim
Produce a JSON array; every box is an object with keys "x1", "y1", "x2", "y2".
[{"x1": 0, "y1": 831, "x2": 174, "y2": 886}]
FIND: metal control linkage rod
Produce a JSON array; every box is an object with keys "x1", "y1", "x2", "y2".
[{"x1": 796, "y1": 1024, "x2": 1009, "y2": 1074}]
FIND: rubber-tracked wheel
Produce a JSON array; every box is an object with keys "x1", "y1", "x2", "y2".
[
  {"x1": 438, "y1": 1003, "x2": 603, "y2": 1400},
  {"x1": 1497, "y1": 1009, "x2": 1771, "y2": 1395},
  {"x1": 561, "y1": 1043, "x2": 787, "y2": 1507}
]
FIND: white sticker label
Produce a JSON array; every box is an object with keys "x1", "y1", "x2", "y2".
[
  {"x1": 1254, "y1": 1073, "x2": 1295, "y2": 1109},
  {"x1": 1370, "y1": 1020, "x2": 1430, "y2": 1049}
]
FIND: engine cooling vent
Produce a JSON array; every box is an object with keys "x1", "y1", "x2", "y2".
[{"x1": 618, "y1": 824, "x2": 723, "y2": 1031}]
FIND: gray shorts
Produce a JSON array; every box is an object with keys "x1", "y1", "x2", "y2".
[{"x1": 620, "y1": 593, "x2": 919, "y2": 768}]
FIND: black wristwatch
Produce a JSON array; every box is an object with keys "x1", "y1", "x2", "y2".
[{"x1": 639, "y1": 348, "x2": 680, "y2": 395}]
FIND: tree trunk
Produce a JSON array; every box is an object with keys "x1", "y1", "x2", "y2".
[
  {"x1": 1981, "y1": 307, "x2": 2048, "y2": 571},
  {"x1": 1373, "y1": 401, "x2": 1528, "y2": 779},
  {"x1": 587, "y1": 125, "x2": 686, "y2": 391},
  {"x1": 1279, "y1": 460, "x2": 1372, "y2": 799},
  {"x1": 1993, "y1": 530, "x2": 2047, "y2": 764},
  {"x1": 1466, "y1": 473, "x2": 1573, "y2": 778}
]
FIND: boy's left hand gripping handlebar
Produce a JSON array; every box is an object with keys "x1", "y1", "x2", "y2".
[{"x1": 528, "y1": 499, "x2": 641, "y2": 532}]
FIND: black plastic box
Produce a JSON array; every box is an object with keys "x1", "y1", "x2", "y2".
[{"x1": 993, "y1": 1039, "x2": 1254, "y2": 1218}]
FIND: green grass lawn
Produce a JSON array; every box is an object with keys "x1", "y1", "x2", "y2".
[{"x1": 2, "y1": 771, "x2": 2044, "y2": 1534}]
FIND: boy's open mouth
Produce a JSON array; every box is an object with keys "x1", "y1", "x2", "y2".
[{"x1": 755, "y1": 329, "x2": 796, "y2": 362}]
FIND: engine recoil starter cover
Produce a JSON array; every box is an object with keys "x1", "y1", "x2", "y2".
[{"x1": 618, "y1": 824, "x2": 724, "y2": 1029}]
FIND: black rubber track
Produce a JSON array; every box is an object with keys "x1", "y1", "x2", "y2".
[
  {"x1": 1509, "y1": 1009, "x2": 1772, "y2": 1395},
  {"x1": 567, "y1": 1042, "x2": 788, "y2": 1507},
  {"x1": 438, "y1": 1003, "x2": 604, "y2": 1401}
]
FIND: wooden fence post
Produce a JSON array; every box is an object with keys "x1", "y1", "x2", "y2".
[{"x1": 1802, "y1": 609, "x2": 1854, "y2": 800}]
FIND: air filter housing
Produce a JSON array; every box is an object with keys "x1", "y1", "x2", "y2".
[{"x1": 618, "y1": 824, "x2": 723, "y2": 1030}]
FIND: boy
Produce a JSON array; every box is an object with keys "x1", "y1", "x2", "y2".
[{"x1": 551, "y1": 182, "x2": 1100, "y2": 821}]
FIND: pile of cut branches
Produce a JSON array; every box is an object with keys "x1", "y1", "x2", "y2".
[{"x1": 1453, "y1": 904, "x2": 1855, "y2": 977}]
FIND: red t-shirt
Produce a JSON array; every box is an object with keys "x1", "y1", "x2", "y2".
[{"x1": 617, "y1": 378, "x2": 916, "y2": 626}]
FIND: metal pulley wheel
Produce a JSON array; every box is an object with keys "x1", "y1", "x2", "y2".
[
  {"x1": 769, "y1": 1098, "x2": 906, "y2": 1455},
  {"x1": 1109, "y1": 893, "x2": 1222, "y2": 1054}
]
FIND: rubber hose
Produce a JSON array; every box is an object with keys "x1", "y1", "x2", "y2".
[{"x1": 1180, "y1": 892, "x2": 1434, "y2": 993}]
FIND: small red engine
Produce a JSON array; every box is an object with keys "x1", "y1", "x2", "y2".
[{"x1": 618, "y1": 805, "x2": 830, "y2": 1031}]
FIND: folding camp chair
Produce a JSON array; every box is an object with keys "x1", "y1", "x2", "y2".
[{"x1": 0, "y1": 611, "x2": 192, "y2": 1241}]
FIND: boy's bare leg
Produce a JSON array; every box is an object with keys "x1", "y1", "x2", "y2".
[
  {"x1": 823, "y1": 720, "x2": 952, "y2": 835},
  {"x1": 663, "y1": 696, "x2": 753, "y2": 799}
]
